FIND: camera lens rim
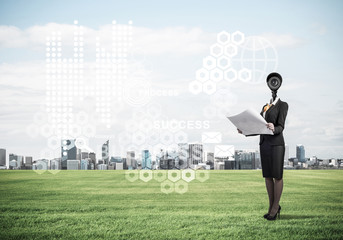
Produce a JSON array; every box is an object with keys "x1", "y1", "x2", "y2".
[{"x1": 266, "y1": 72, "x2": 282, "y2": 91}]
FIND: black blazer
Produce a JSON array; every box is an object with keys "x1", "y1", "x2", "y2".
[{"x1": 259, "y1": 99, "x2": 288, "y2": 146}]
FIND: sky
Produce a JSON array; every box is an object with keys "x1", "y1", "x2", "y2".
[{"x1": 1, "y1": 0, "x2": 343, "y2": 164}]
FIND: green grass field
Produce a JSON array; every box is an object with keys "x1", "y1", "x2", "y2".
[{"x1": 0, "y1": 170, "x2": 342, "y2": 240}]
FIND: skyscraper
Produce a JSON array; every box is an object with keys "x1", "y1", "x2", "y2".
[
  {"x1": 25, "y1": 156, "x2": 33, "y2": 169},
  {"x1": 126, "y1": 151, "x2": 135, "y2": 170},
  {"x1": 89, "y1": 152, "x2": 96, "y2": 167},
  {"x1": 189, "y1": 143, "x2": 203, "y2": 166},
  {"x1": 296, "y1": 144, "x2": 305, "y2": 163},
  {"x1": 61, "y1": 139, "x2": 77, "y2": 170},
  {"x1": 102, "y1": 140, "x2": 109, "y2": 165},
  {"x1": 141, "y1": 150, "x2": 151, "y2": 169},
  {"x1": 177, "y1": 143, "x2": 189, "y2": 169},
  {"x1": 0, "y1": 149, "x2": 6, "y2": 166}
]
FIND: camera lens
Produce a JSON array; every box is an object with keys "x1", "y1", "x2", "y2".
[
  {"x1": 271, "y1": 78, "x2": 279, "y2": 87},
  {"x1": 267, "y1": 76, "x2": 281, "y2": 90},
  {"x1": 266, "y1": 72, "x2": 282, "y2": 91}
]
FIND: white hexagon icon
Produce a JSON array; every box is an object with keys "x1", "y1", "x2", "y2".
[
  {"x1": 132, "y1": 131, "x2": 146, "y2": 146},
  {"x1": 224, "y1": 44, "x2": 238, "y2": 57},
  {"x1": 238, "y1": 68, "x2": 252, "y2": 82},
  {"x1": 82, "y1": 124, "x2": 96, "y2": 137},
  {"x1": 217, "y1": 31, "x2": 230, "y2": 45},
  {"x1": 33, "y1": 160, "x2": 48, "y2": 175},
  {"x1": 69, "y1": 124, "x2": 82, "y2": 137},
  {"x1": 210, "y1": 43, "x2": 224, "y2": 58},
  {"x1": 232, "y1": 31, "x2": 245, "y2": 45},
  {"x1": 40, "y1": 124, "x2": 53, "y2": 138},
  {"x1": 202, "y1": 56, "x2": 216, "y2": 70},
  {"x1": 48, "y1": 159, "x2": 61, "y2": 174},
  {"x1": 47, "y1": 136, "x2": 60, "y2": 149},
  {"x1": 217, "y1": 56, "x2": 231, "y2": 70},
  {"x1": 139, "y1": 119, "x2": 153, "y2": 133},
  {"x1": 168, "y1": 170, "x2": 181, "y2": 182},
  {"x1": 125, "y1": 119, "x2": 139, "y2": 133},
  {"x1": 140, "y1": 170, "x2": 153, "y2": 182},
  {"x1": 174, "y1": 131, "x2": 188, "y2": 143},
  {"x1": 210, "y1": 68, "x2": 224, "y2": 82},
  {"x1": 224, "y1": 68, "x2": 238, "y2": 83},
  {"x1": 160, "y1": 131, "x2": 174, "y2": 145},
  {"x1": 203, "y1": 81, "x2": 216, "y2": 95},
  {"x1": 189, "y1": 80, "x2": 203, "y2": 94},
  {"x1": 196, "y1": 170, "x2": 210, "y2": 182},
  {"x1": 154, "y1": 170, "x2": 167, "y2": 182},
  {"x1": 182, "y1": 169, "x2": 195, "y2": 182},
  {"x1": 196, "y1": 68, "x2": 209, "y2": 82},
  {"x1": 175, "y1": 180, "x2": 188, "y2": 194},
  {"x1": 161, "y1": 179, "x2": 174, "y2": 194},
  {"x1": 125, "y1": 170, "x2": 139, "y2": 182},
  {"x1": 147, "y1": 103, "x2": 161, "y2": 119}
]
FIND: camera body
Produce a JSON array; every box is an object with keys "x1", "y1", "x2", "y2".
[{"x1": 266, "y1": 72, "x2": 282, "y2": 100}]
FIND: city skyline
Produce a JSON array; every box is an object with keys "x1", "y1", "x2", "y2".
[
  {"x1": 1, "y1": 1, "x2": 343, "y2": 160},
  {"x1": 1, "y1": 139, "x2": 338, "y2": 169}
]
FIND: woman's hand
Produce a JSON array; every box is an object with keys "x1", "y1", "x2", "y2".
[
  {"x1": 237, "y1": 128, "x2": 243, "y2": 134},
  {"x1": 266, "y1": 123, "x2": 274, "y2": 132}
]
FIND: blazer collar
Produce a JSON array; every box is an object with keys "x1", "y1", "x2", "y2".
[{"x1": 266, "y1": 98, "x2": 280, "y2": 117}]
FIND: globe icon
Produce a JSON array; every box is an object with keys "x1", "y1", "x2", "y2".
[{"x1": 238, "y1": 36, "x2": 278, "y2": 84}]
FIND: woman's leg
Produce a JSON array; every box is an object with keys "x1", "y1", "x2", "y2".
[
  {"x1": 270, "y1": 178, "x2": 283, "y2": 215},
  {"x1": 265, "y1": 177, "x2": 274, "y2": 214}
]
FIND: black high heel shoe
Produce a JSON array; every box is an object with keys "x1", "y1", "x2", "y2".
[
  {"x1": 263, "y1": 206, "x2": 281, "y2": 219},
  {"x1": 267, "y1": 206, "x2": 281, "y2": 221}
]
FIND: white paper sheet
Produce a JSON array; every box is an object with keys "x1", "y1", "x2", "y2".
[{"x1": 227, "y1": 109, "x2": 273, "y2": 136}]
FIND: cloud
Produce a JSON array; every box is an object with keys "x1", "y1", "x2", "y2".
[
  {"x1": 0, "y1": 23, "x2": 214, "y2": 57},
  {"x1": 311, "y1": 23, "x2": 327, "y2": 35},
  {"x1": 260, "y1": 33, "x2": 304, "y2": 48}
]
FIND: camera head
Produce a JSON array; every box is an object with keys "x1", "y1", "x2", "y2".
[
  {"x1": 267, "y1": 72, "x2": 282, "y2": 91},
  {"x1": 266, "y1": 72, "x2": 282, "y2": 100}
]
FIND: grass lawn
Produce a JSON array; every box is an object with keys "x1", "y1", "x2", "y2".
[{"x1": 0, "y1": 170, "x2": 342, "y2": 240}]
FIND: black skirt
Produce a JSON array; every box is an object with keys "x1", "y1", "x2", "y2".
[{"x1": 260, "y1": 142, "x2": 285, "y2": 179}]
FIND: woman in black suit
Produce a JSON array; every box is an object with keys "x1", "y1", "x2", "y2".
[{"x1": 239, "y1": 72, "x2": 288, "y2": 221}]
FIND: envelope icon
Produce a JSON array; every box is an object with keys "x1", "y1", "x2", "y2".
[
  {"x1": 215, "y1": 145, "x2": 235, "y2": 159},
  {"x1": 202, "y1": 132, "x2": 222, "y2": 143}
]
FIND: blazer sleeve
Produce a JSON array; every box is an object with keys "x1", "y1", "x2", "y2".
[{"x1": 273, "y1": 102, "x2": 288, "y2": 135}]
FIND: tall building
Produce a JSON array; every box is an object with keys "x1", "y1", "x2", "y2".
[
  {"x1": 9, "y1": 154, "x2": 23, "y2": 169},
  {"x1": 203, "y1": 151, "x2": 214, "y2": 169},
  {"x1": 25, "y1": 156, "x2": 33, "y2": 169},
  {"x1": 159, "y1": 150, "x2": 178, "y2": 169},
  {"x1": 50, "y1": 158, "x2": 61, "y2": 170},
  {"x1": 235, "y1": 150, "x2": 260, "y2": 169},
  {"x1": 81, "y1": 152, "x2": 89, "y2": 160},
  {"x1": 0, "y1": 149, "x2": 6, "y2": 166},
  {"x1": 177, "y1": 143, "x2": 189, "y2": 169},
  {"x1": 284, "y1": 145, "x2": 289, "y2": 166},
  {"x1": 61, "y1": 139, "x2": 78, "y2": 170},
  {"x1": 141, "y1": 150, "x2": 152, "y2": 169},
  {"x1": 189, "y1": 143, "x2": 203, "y2": 166},
  {"x1": 126, "y1": 151, "x2": 135, "y2": 170},
  {"x1": 89, "y1": 152, "x2": 96, "y2": 167},
  {"x1": 296, "y1": 144, "x2": 305, "y2": 163},
  {"x1": 102, "y1": 140, "x2": 109, "y2": 165},
  {"x1": 80, "y1": 159, "x2": 89, "y2": 170}
]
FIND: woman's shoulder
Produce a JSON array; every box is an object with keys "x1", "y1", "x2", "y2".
[{"x1": 278, "y1": 99, "x2": 288, "y2": 109}]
